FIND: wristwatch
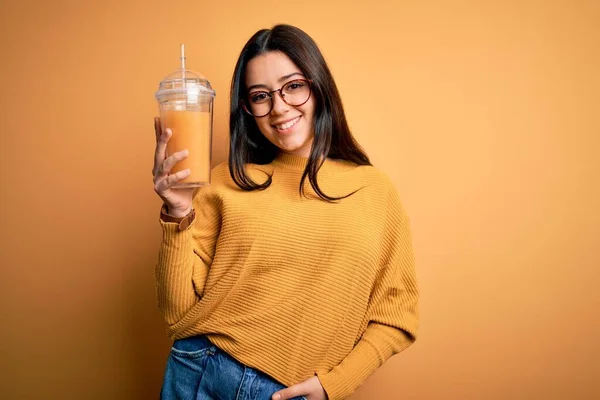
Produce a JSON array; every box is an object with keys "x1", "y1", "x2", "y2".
[{"x1": 160, "y1": 205, "x2": 196, "y2": 231}]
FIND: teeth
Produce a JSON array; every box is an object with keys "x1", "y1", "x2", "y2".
[{"x1": 276, "y1": 116, "x2": 300, "y2": 130}]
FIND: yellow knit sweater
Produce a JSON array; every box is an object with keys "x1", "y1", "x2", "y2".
[{"x1": 156, "y1": 152, "x2": 419, "y2": 400}]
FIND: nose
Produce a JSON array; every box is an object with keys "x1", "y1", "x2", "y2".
[{"x1": 270, "y1": 90, "x2": 289, "y2": 115}]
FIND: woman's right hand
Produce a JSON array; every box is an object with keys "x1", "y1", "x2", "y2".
[{"x1": 152, "y1": 117, "x2": 195, "y2": 218}]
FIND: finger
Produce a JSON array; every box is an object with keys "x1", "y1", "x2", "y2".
[
  {"x1": 157, "y1": 149, "x2": 189, "y2": 179},
  {"x1": 272, "y1": 385, "x2": 307, "y2": 400},
  {"x1": 153, "y1": 128, "x2": 172, "y2": 174},
  {"x1": 155, "y1": 168, "x2": 191, "y2": 193}
]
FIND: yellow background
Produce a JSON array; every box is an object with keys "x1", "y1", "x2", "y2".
[{"x1": 1, "y1": 0, "x2": 598, "y2": 398}]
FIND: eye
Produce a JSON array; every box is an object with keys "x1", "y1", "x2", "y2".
[
  {"x1": 285, "y1": 80, "x2": 306, "y2": 91},
  {"x1": 249, "y1": 92, "x2": 269, "y2": 103}
]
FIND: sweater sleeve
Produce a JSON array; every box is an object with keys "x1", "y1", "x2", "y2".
[
  {"x1": 155, "y1": 186, "x2": 222, "y2": 329},
  {"x1": 316, "y1": 182, "x2": 419, "y2": 400}
]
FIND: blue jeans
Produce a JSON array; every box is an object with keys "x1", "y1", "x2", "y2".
[{"x1": 161, "y1": 335, "x2": 308, "y2": 400}]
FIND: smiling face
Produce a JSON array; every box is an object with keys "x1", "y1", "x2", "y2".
[{"x1": 244, "y1": 51, "x2": 316, "y2": 157}]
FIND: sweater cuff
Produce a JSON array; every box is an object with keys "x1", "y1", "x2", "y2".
[
  {"x1": 316, "y1": 324, "x2": 414, "y2": 400},
  {"x1": 160, "y1": 216, "x2": 192, "y2": 245},
  {"x1": 158, "y1": 214, "x2": 196, "y2": 269}
]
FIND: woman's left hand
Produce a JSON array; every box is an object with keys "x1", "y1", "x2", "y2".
[{"x1": 271, "y1": 376, "x2": 327, "y2": 400}]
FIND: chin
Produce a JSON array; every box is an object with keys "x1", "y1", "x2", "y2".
[{"x1": 276, "y1": 135, "x2": 312, "y2": 154}]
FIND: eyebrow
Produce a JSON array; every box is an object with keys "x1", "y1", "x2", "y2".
[{"x1": 247, "y1": 72, "x2": 305, "y2": 92}]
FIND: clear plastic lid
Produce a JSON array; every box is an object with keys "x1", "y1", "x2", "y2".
[{"x1": 155, "y1": 68, "x2": 216, "y2": 104}]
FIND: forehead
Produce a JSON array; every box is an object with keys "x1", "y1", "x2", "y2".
[{"x1": 245, "y1": 51, "x2": 302, "y2": 87}]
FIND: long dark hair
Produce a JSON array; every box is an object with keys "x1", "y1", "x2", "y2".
[{"x1": 229, "y1": 24, "x2": 371, "y2": 201}]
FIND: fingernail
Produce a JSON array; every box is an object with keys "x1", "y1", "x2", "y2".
[
  {"x1": 273, "y1": 395, "x2": 281, "y2": 400},
  {"x1": 184, "y1": 149, "x2": 189, "y2": 156}
]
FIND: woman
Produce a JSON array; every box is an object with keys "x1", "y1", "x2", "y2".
[{"x1": 152, "y1": 24, "x2": 419, "y2": 400}]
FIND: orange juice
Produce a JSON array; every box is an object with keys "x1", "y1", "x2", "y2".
[{"x1": 161, "y1": 109, "x2": 212, "y2": 186}]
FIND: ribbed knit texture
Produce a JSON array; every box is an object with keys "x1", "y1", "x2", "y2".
[{"x1": 156, "y1": 152, "x2": 419, "y2": 400}]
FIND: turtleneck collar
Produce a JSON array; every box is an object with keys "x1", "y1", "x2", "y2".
[
  {"x1": 272, "y1": 152, "x2": 310, "y2": 171},
  {"x1": 270, "y1": 152, "x2": 360, "y2": 174}
]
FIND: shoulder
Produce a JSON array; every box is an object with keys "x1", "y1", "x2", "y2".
[
  {"x1": 350, "y1": 164, "x2": 398, "y2": 193},
  {"x1": 204, "y1": 161, "x2": 272, "y2": 189},
  {"x1": 360, "y1": 164, "x2": 390, "y2": 181},
  {"x1": 360, "y1": 165, "x2": 409, "y2": 217},
  {"x1": 192, "y1": 162, "x2": 231, "y2": 207},
  {"x1": 192, "y1": 161, "x2": 273, "y2": 209},
  {"x1": 210, "y1": 161, "x2": 231, "y2": 183}
]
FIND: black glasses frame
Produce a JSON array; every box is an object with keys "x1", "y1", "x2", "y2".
[{"x1": 241, "y1": 79, "x2": 314, "y2": 117}]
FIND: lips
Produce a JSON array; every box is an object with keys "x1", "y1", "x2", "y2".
[{"x1": 272, "y1": 116, "x2": 301, "y2": 131}]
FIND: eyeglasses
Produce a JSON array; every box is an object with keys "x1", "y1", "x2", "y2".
[{"x1": 242, "y1": 79, "x2": 313, "y2": 117}]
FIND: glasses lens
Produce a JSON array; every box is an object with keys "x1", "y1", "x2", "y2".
[
  {"x1": 247, "y1": 92, "x2": 271, "y2": 117},
  {"x1": 282, "y1": 80, "x2": 311, "y2": 106}
]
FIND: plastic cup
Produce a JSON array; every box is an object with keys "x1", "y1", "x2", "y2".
[{"x1": 155, "y1": 63, "x2": 216, "y2": 188}]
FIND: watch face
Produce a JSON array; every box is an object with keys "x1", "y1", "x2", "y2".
[{"x1": 179, "y1": 211, "x2": 195, "y2": 231}]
